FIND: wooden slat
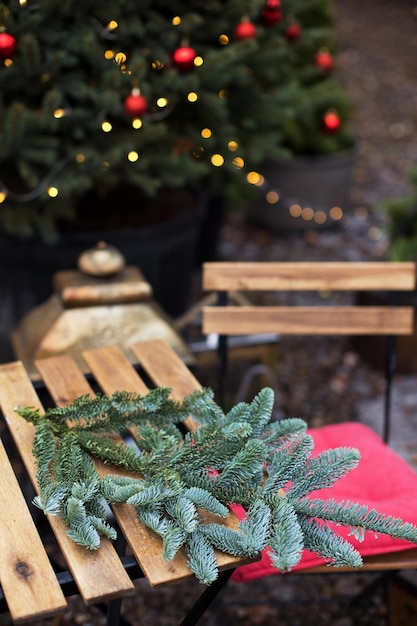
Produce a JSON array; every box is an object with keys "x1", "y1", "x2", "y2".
[
  {"x1": 85, "y1": 342, "x2": 258, "y2": 584},
  {"x1": 203, "y1": 306, "x2": 414, "y2": 336},
  {"x1": 203, "y1": 261, "x2": 416, "y2": 292},
  {"x1": 300, "y1": 548, "x2": 417, "y2": 574},
  {"x1": 83, "y1": 344, "x2": 149, "y2": 396},
  {"x1": 0, "y1": 437, "x2": 66, "y2": 623},
  {"x1": 0, "y1": 358, "x2": 135, "y2": 606},
  {"x1": 83, "y1": 345, "x2": 202, "y2": 587},
  {"x1": 131, "y1": 339, "x2": 202, "y2": 430}
]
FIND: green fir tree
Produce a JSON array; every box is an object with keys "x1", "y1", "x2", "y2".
[{"x1": 0, "y1": 0, "x2": 352, "y2": 240}]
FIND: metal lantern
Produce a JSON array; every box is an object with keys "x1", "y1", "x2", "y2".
[{"x1": 12, "y1": 242, "x2": 194, "y2": 379}]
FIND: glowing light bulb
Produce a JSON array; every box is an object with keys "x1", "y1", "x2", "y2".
[
  {"x1": 201, "y1": 128, "x2": 212, "y2": 138},
  {"x1": 152, "y1": 60, "x2": 164, "y2": 70},
  {"x1": 329, "y1": 206, "x2": 343, "y2": 221},
  {"x1": 107, "y1": 20, "x2": 118, "y2": 30},
  {"x1": 219, "y1": 34, "x2": 229, "y2": 45},
  {"x1": 48, "y1": 186, "x2": 59, "y2": 198},
  {"x1": 53, "y1": 108, "x2": 65, "y2": 118},
  {"x1": 104, "y1": 50, "x2": 114, "y2": 60},
  {"x1": 314, "y1": 211, "x2": 327, "y2": 224},
  {"x1": 233, "y1": 157, "x2": 244, "y2": 168},
  {"x1": 228, "y1": 141, "x2": 239, "y2": 151},
  {"x1": 194, "y1": 56, "x2": 204, "y2": 67},
  {"x1": 302, "y1": 207, "x2": 314, "y2": 221},
  {"x1": 102, "y1": 121, "x2": 112, "y2": 132},
  {"x1": 127, "y1": 151, "x2": 139, "y2": 162},
  {"x1": 172, "y1": 16, "x2": 181, "y2": 26},
  {"x1": 289, "y1": 204, "x2": 302, "y2": 218},
  {"x1": 132, "y1": 118, "x2": 143, "y2": 129},
  {"x1": 187, "y1": 92, "x2": 198, "y2": 102},
  {"x1": 247, "y1": 171, "x2": 263, "y2": 185},
  {"x1": 157, "y1": 97, "x2": 169, "y2": 108},
  {"x1": 266, "y1": 191, "x2": 279, "y2": 204},
  {"x1": 211, "y1": 154, "x2": 224, "y2": 167},
  {"x1": 115, "y1": 52, "x2": 127, "y2": 65},
  {"x1": 0, "y1": 191, "x2": 6, "y2": 203}
]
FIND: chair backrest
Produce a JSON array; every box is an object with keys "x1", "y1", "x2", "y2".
[{"x1": 202, "y1": 261, "x2": 416, "y2": 442}]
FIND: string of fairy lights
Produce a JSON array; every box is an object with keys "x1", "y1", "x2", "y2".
[{"x1": 0, "y1": 4, "x2": 365, "y2": 228}]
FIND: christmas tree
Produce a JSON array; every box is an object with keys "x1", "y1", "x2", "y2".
[{"x1": 0, "y1": 0, "x2": 353, "y2": 240}]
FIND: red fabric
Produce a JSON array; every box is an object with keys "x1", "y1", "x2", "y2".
[{"x1": 231, "y1": 422, "x2": 417, "y2": 583}]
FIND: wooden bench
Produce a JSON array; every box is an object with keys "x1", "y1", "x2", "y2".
[{"x1": 0, "y1": 339, "x2": 256, "y2": 625}]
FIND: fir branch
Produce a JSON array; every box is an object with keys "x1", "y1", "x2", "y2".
[
  {"x1": 161, "y1": 523, "x2": 187, "y2": 561},
  {"x1": 88, "y1": 516, "x2": 118, "y2": 542},
  {"x1": 183, "y1": 487, "x2": 228, "y2": 518},
  {"x1": 237, "y1": 500, "x2": 271, "y2": 553},
  {"x1": 289, "y1": 447, "x2": 361, "y2": 499},
  {"x1": 240, "y1": 386, "x2": 275, "y2": 437},
  {"x1": 54, "y1": 433, "x2": 98, "y2": 485},
  {"x1": 182, "y1": 387, "x2": 222, "y2": 427},
  {"x1": 200, "y1": 500, "x2": 270, "y2": 558},
  {"x1": 263, "y1": 432, "x2": 315, "y2": 495},
  {"x1": 185, "y1": 531, "x2": 219, "y2": 586},
  {"x1": 260, "y1": 417, "x2": 308, "y2": 447},
  {"x1": 136, "y1": 505, "x2": 169, "y2": 536},
  {"x1": 267, "y1": 496, "x2": 304, "y2": 572},
  {"x1": 76, "y1": 432, "x2": 146, "y2": 474},
  {"x1": 17, "y1": 385, "x2": 417, "y2": 585},
  {"x1": 299, "y1": 517, "x2": 363, "y2": 568},
  {"x1": 32, "y1": 420, "x2": 57, "y2": 492},
  {"x1": 165, "y1": 496, "x2": 200, "y2": 533},
  {"x1": 33, "y1": 484, "x2": 69, "y2": 516},
  {"x1": 212, "y1": 439, "x2": 267, "y2": 492},
  {"x1": 100, "y1": 475, "x2": 146, "y2": 503},
  {"x1": 67, "y1": 523, "x2": 101, "y2": 551},
  {"x1": 15, "y1": 405, "x2": 45, "y2": 427},
  {"x1": 127, "y1": 482, "x2": 182, "y2": 507},
  {"x1": 71, "y1": 478, "x2": 100, "y2": 502},
  {"x1": 296, "y1": 498, "x2": 417, "y2": 544}
]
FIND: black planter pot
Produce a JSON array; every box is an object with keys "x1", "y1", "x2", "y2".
[
  {"x1": 247, "y1": 147, "x2": 356, "y2": 231},
  {"x1": 0, "y1": 196, "x2": 205, "y2": 361}
]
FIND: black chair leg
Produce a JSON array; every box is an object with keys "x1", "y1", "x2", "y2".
[{"x1": 179, "y1": 568, "x2": 234, "y2": 626}]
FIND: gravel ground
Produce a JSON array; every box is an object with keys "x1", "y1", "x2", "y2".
[{"x1": 5, "y1": 1, "x2": 417, "y2": 625}]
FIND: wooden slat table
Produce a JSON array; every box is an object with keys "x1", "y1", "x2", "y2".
[{"x1": 0, "y1": 339, "x2": 256, "y2": 625}]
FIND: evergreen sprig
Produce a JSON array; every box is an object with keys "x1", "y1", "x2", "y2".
[{"x1": 17, "y1": 387, "x2": 417, "y2": 585}]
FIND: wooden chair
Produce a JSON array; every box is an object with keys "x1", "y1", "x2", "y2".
[{"x1": 201, "y1": 261, "x2": 417, "y2": 616}]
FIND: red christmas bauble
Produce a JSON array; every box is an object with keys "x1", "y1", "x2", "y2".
[
  {"x1": 315, "y1": 49, "x2": 334, "y2": 71},
  {"x1": 124, "y1": 92, "x2": 148, "y2": 117},
  {"x1": 261, "y1": 0, "x2": 283, "y2": 26},
  {"x1": 285, "y1": 22, "x2": 301, "y2": 41},
  {"x1": 234, "y1": 20, "x2": 257, "y2": 40},
  {"x1": 172, "y1": 45, "x2": 196, "y2": 71},
  {"x1": 0, "y1": 32, "x2": 16, "y2": 59},
  {"x1": 323, "y1": 110, "x2": 341, "y2": 132}
]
